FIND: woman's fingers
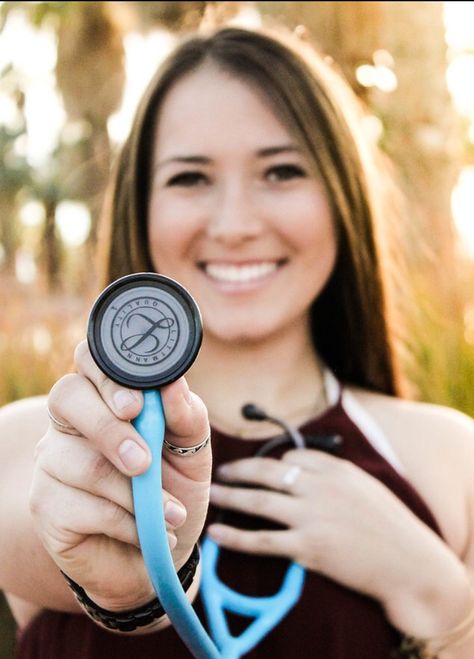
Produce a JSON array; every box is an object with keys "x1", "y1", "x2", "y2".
[
  {"x1": 48, "y1": 374, "x2": 152, "y2": 476},
  {"x1": 72, "y1": 340, "x2": 211, "y2": 483},
  {"x1": 216, "y1": 456, "x2": 309, "y2": 496},
  {"x1": 35, "y1": 430, "x2": 133, "y2": 512},
  {"x1": 207, "y1": 523, "x2": 299, "y2": 558},
  {"x1": 282, "y1": 448, "x2": 344, "y2": 473},
  {"x1": 30, "y1": 470, "x2": 141, "y2": 551},
  {"x1": 46, "y1": 339, "x2": 210, "y2": 567},
  {"x1": 210, "y1": 482, "x2": 298, "y2": 527},
  {"x1": 74, "y1": 340, "x2": 144, "y2": 421},
  {"x1": 34, "y1": 430, "x2": 188, "y2": 533},
  {"x1": 160, "y1": 378, "x2": 211, "y2": 482}
]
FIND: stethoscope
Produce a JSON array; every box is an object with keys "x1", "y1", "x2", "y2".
[{"x1": 87, "y1": 272, "x2": 342, "y2": 659}]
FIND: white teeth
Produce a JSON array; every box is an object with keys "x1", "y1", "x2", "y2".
[{"x1": 204, "y1": 262, "x2": 278, "y2": 283}]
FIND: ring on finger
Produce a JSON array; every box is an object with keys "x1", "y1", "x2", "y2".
[
  {"x1": 163, "y1": 432, "x2": 211, "y2": 457},
  {"x1": 281, "y1": 465, "x2": 302, "y2": 491},
  {"x1": 47, "y1": 407, "x2": 82, "y2": 436}
]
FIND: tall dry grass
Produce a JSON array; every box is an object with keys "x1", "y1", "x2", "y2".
[
  {"x1": 1, "y1": 275, "x2": 90, "y2": 407},
  {"x1": 1, "y1": 273, "x2": 92, "y2": 658}
]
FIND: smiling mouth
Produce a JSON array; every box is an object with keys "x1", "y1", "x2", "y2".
[{"x1": 198, "y1": 260, "x2": 287, "y2": 284}]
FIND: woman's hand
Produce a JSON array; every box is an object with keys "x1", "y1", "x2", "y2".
[
  {"x1": 207, "y1": 449, "x2": 470, "y2": 637},
  {"x1": 29, "y1": 340, "x2": 211, "y2": 611}
]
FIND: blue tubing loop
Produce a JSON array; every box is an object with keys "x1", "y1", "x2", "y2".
[{"x1": 200, "y1": 537, "x2": 305, "y2": 659}]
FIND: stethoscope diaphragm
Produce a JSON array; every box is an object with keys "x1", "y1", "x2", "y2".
[{"x1": 87, "y1": 272, "x2": 202, "y2": 389}]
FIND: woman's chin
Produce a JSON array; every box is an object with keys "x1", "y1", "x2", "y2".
[{"x1": 203, "y1": 320, "x2": 281, "y2": 347}]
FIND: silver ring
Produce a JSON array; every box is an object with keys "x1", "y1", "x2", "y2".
[
  {"x1": 281, "y1": 465, "x2": 302, "y2": 490},
  {"x1": 163, "y1": 432, "x2": 211, "y2": 457},
  {"x1": 47, "y1": 407, "x2": 81, "y2": 436}
]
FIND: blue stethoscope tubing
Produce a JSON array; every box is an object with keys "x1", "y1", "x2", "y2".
[
  {"x1": 132, "y1": 389, "x2": 306, "y2": 659},
  {"x1": 200, "y1": 537, "x2": 305, "y2": 659},
  {"x1": 132, "y1": 390, "x2": 220, "y2": 659}
]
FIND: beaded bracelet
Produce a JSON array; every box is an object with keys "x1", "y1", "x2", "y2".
[{"x1": 61, "y1": 544, "x2": 200, "y2": 632}]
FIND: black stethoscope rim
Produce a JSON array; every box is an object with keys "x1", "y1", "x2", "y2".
[{"x1": 87, "y1": 272, "x2": 203, "y2": 390}]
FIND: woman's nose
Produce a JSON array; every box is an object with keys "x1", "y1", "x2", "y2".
[{"x1": 206, "y1": 181, "x2": 263, "y2": 245}]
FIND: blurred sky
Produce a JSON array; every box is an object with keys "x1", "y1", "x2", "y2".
[{"x1": 1, "y1": 2, "x2": 474, "y2": 256}]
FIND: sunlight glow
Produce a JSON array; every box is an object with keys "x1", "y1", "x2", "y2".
[
  {"x1": 444, "y1": 1, "x2": 474, "y2": 50},
  {"x1": 107, "y1": 30, "x2": 176, "y2": 145},
  {"x1": 226, "y1": 4, "x2": 262, "y2": 29},
  {"x1": 15, "y1": 249, "x2": 37, "y2": 284},
  {"x1": 443, "y1": 3, "x2": 474, "y2": 258},
  {"x1": 19, "y1": 200, "x2": 46, "y2": 227},
  {"x1": 31, "y1": 326, "x2": 53, "y2": 355},
  {"x1": 356, "y1": 64, "x2": 398, "y2": 93},
  {"x1": 452, "y1": 166, "x2": 474, "y2": 258},
  {"x1": 55, "y1": 201, "x2": 91, "y2": 248},
  {"x1": 0, "y1": 10, "x2": 66, "y2": 166},
  {"x1": 446, "y1": 55, "x2": 474, "y2": 117}
]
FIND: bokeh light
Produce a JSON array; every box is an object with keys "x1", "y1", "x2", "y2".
[{"x1": 55, "y1": 201, "x2": 91, "y2": 248}]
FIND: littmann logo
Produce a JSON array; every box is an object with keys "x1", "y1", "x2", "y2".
[{"x1": 111, "y1": 296, "x2": 179, "y2": 365}]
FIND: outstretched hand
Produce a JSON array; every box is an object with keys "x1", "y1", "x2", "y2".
[{"x1": 30, "y1": 340, "x2": 211, "y2": 611}]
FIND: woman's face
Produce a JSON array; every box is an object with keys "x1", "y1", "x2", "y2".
[{"x1": 148, "y1": 65, "x2": 337, "y2": 345}]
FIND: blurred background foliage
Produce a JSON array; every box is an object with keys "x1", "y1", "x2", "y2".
[{"x1": 1, "y1": 1, "x2": 474, "y2": 655}]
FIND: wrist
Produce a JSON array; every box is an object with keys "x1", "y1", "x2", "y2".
[
  {"x1": 60, "y1": 544, "x2": 200, "y2": 633},
  {"x1": 384, "y1": 558, "x2": 471, "y2": 639},
  {"x1": 393, "y1": 576, "x2": 474, "y2": 658},
  {"x1": 82, "y1": 545, "x2": 198, "y2": 612}
]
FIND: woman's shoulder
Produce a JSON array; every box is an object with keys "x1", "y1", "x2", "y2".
[
  {"x1": 347, "y1": 387, "x2": 474, "y2": 554},
  {"x1": 0, "y1": 395, "x2": 49, "y2": 452},
  {"x1": 0, "y1": 394, "x2": 48, "y2": 418},
  {"x1": 347, "y1": 386, "x2": 474, "y2": 455}
]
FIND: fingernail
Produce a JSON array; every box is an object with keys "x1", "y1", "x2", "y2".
[
  {"x1": 209, "y1": 484, "x2": 221, "y2": 499},
  {"x1": 113, "y1": 390, "x2": 136, "y2": 411},
  {"x1": 207, "y1": 525, "x2": 225, "y2": 542},
  {"x1": 118, "y1": 439, "x2": 148, "y2": 472},
  {"x1": 165, "y1": 500, "x2": 187, "y2": 527},
  {"x1": 167, "y1": 531, "x2": 177, "y2": 549}
]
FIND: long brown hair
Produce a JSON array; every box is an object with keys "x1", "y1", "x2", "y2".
[{"x1": 98, "y1": 26, "x2": 401, "y2": 396}]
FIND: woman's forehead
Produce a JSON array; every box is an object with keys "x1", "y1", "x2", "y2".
[{"x1": 153, "y1": 66, "x2": 293, "y2": 157}]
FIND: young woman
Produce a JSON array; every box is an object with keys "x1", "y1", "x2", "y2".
[{"x1": 1, "y1": 25, "x2": 474, "y2": 658}]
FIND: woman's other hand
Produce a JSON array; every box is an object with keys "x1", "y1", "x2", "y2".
[
  {"x1": 29, "y1": 340, "x2": 211, "y2": 611},
  {"x1": 207, "y1": 449, "x2": 469, "y2": 637}
]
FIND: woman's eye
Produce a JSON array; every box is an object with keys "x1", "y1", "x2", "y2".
[
  {"x1": 166, "y1": 171, "x2": 208, "y2": 187},
  {"x1": 266, "y1": 164, "x2": 307, "y2": 182}
]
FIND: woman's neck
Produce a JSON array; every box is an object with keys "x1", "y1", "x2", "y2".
[{"x1": 187, "y1": 323, "x2": 327, "y2": 439}]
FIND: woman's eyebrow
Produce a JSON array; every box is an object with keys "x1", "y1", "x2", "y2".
[
  {"x1": 155, "y1": 145, "x2": 300, "y2": 172},
  {"x1": 256, "y1": 144, "x2": 300, "y2": 157},
  {"x1": 155, "y1": 155, "x2": 211, "y2": 171}
]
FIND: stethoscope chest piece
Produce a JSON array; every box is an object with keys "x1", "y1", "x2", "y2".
[{"x1": 87, "y1": 272, "x2": 202, "y2": 389}]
